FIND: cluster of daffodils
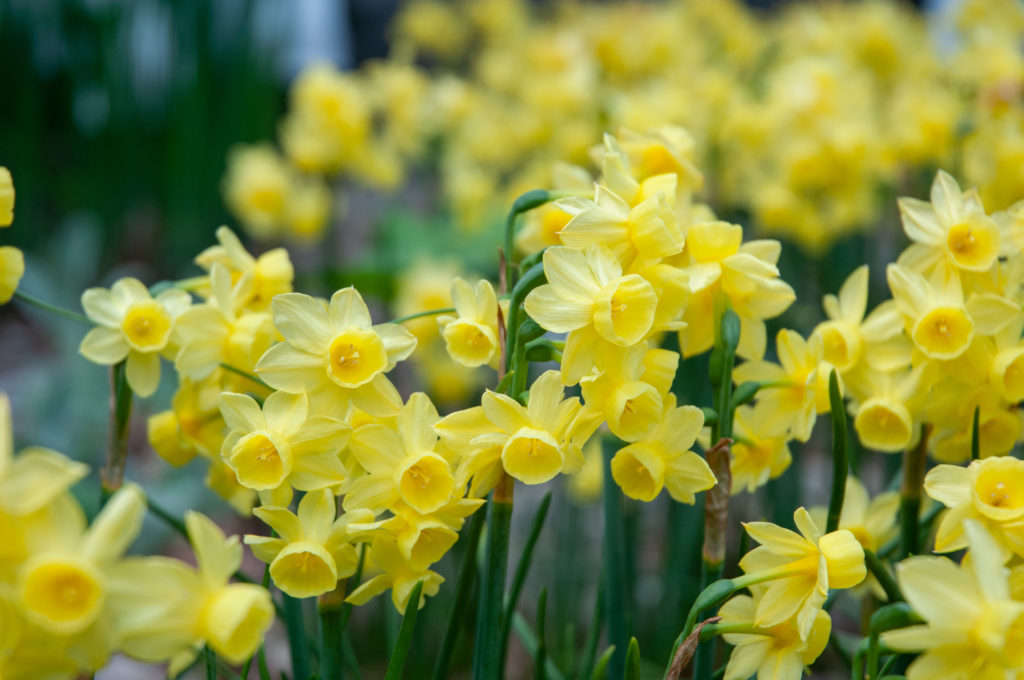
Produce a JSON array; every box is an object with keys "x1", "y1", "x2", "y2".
[
  {"x1": 818, "y1": 170, "x2": 1024, "y2": 463},
  {"x1": 224, "y1": 0, "x2": 1024, "y2": 253},
  {"x1": 0, "y1": 394, "x2": 273, "y2": 677}
]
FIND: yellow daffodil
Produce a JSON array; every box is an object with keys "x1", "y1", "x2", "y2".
[
  {"x1": 679, "y1": 222, "x2": 794, "y2": 360},
  {"x1": 845, "y1": 365, "x2": 928, "y2": 453},
  {"x1": 246, "y1": 488, "x2": 368, "y2": 599},
  {"x1": 886, "y1": 264, "x2": 1017, "y2": 361},
  {"x1": 0, "y1": 167, "x2": 13, "y2": 226},
  {"x1": 926, "y1": 456, "x2": 1024, "y2": 557},
  {"x1": 173, "y1": 263, "x2": 276, "y2": 380},
  {"x1": 580, "y1": 345, "x2": 677, "y2": 442},
  {"x1": 6, "y1": 485, "x2": 146, "y2": 674},
  {"x1": 516, "y1": 162, "x2": 592, "y2": 256},
  {"x1": 524, "y1": 244, "x2": 658, "y2": 383},
  {"x1": 437, "y1": 277, "x2": 501, "y2": 368},
  {"x1": 555, "y1": 181, "x2": 681, "y2": 268},
  {"x1": 0, "y1": 245, "x2": 23, "y2": 305},
  {"x1": 897, "y1": 170, "x2": 1003, "y2": 276},
  {"x1": 0, "y1": 393, "x2": 88, "y2": 516},
  {"x1": 109, "y1": 511, "x2": 274, "y2": 673},
  {"x1": 79, "y1": 277, "x2": 191, "y2": 397},
  {"x1": 809, "y1": 477, "x2": 899, "y2": 555},
  {"x1": 733, "y1": 329, "x2": 827, "y2": 443},
  {"x1": 718, "y1": 585, "x2": 831, "y2": 680},
  {"x1": 610, "y1": 394, "x2": 715, "y2": 503},
  {"x1": 392, "y1": 258, "x2": 460, "y2": 344},
  {"x1": 256, "y1": 287, "x2": 416, "y2": 417},
  {"x1": 346, "y1": 392, "x2": 455, "y2": 514},
  {"x1": 883, "y1": 520, "x2": 1024, "y2": 679},
  {"x1": 730, "y1": 403, "x2": 792, "y2": 495},
  {"x1": 616, "y1": 126, "x2": 703, "y2": 192},
  {"x1": 222, "y1": 145, "x2": 292, "y2": 239},
  {"x1": 437, "y1": 370, "x2": 600, "y2": 488},
  {"x1": 219, "y1": 390, "x2": 350, "y2": 492},
  {"x1": 347, "y1": 496, "x2": 483, "y2": 572},
  {"x1": 280, "y1": 63, "x2": 371, "y2": 174},
  {"x1": 345, "y1": 536, "x2": 444, "y2": 614},
  {"x1": 739, "y1": 508, "x2": 865, "y2": 639},
  {"x1": 194, "y1": 226, "x2": 294, "y2": 312}
]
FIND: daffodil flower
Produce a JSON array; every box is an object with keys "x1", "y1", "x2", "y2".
[
  {"x1": 738, "y1": 508, "x2": 865, "y2": 640},
  {"x1": 718, "y1": 584, "x2": 831, "y2": 680},
  {"x1": 897, "y1": 170, "x2": 1004, "y2": 276},
  {"x1": 345, "y1": 536, "x2": 444, "y2": 614},
  {"x1": 610, "y1": 394, "x2": 715, "y2": 503},
  {"x1": 580, "y1": 344, "x2": 678, "y2": 441},
  {"x1": 345, "y1": 392, "x2": 455, "y2": 514},
  {"x1": 194, "y1": 226, "x2": 293, "y2": 311},
  {"x1": 79, "y1": 278, "x2": 191, "y2": 397},
  {"x1": 219, "y1": 390, "x2": 350, "y2": 492},
  {"x1": 109, "y1": 511, "x2": 274, "y2": 673},
  {"x1": 437, "y1": 277, "x2": 501, "y2": 368},
  {"x1": 0, "y1": 245, "x2": 23, "y2": 305},
  {"x1": 0, "y1": 393, "x2": 88, "y2": 516},
  {"x1": 173, "y1": 262, "x2": 276, "y2": 380},
  {"x1": 0, "y1": 167, "x2": 13, "y2": 226},
  {"x1": 14, "y1": 484, "x2": 146, "y2": 674},
  {"x1": 926, "y1": 456, "x2": 1024, "y2": 557},
  {"x1": 246, "y1": 488, "x2": 369, "y2": 599},
  {"x1": 256, "y1": 287, "x2": 417, "y2": 417},
  {"x1": 884, "y1": 520, "x2": 1024, "y2": 679}
]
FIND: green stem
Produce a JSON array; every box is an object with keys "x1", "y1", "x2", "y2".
[
  {"x1": 146, "y1": 497, "x2": 188, "y2": 538},
  {"x1": 319, "y1": 583, "x2": 346, "y2": 680},
  {"x1": 472, "y1": 475, "x2": 514, "y2": 680},
  {"x1": 602, "y1": 437, "x2": 629, "y2": 680},
  {"x1": 826, "y1": 370, "x2": 848, "y2": 534},
  {"x1": 971, "y1": 405, "x2": 980, "y2": 461},
  {"x1": 432, "y1": 511, "x2": 486, "y2": 680},
  {"x1": 204, "y1": 646, "x2": 217, "y2": 680},
  {"x1": 500, "y1": 492, "x2": 552, "y2": 668},
  {"x1": 695, "y1": 309, "x2": 740, "y2": 680},
  {"x1": 390, "y1": 307, "x2": 456, "y2": 324},
  {"x1": 384, "y1": 580, "x2": 425, "y2": 680},
  {"x1": 12, "y1": 289, "x2": 90, "y2": 324},
  {"x1": 283, "y1": 594, "x2": 311, "y2": 680},
  {"x1": 900, "y1": 424, "x2": 932, "y2": 557},
  {"x1": 864, "y1": 549, "x2": 902, "y2": 603},
  {"x1": 102, "y1": 362, "x2": 133, "y2": 505},
  {"x1": 504, "y1": 189, "x2": 566, "y2": 291},
  {"x1": 220, "y1": 362, "x2": 271, "y2": 390}
]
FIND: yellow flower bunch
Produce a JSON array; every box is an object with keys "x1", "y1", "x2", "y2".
[
  {"x1": 0, "y1": 392, "x2": 272, "y2": 677},
  {"x1": 223, "y1": 0, "x2": 1024, "y2": 256}
]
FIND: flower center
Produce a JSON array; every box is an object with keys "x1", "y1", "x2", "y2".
[
  {"x1": 946, "y1": 217, "x2": 998, "y2": 271},
  {"x1": 121, "y1": 301, "x2": 172, "y2": 351},
  {"x1": 327, "y1": 328, "x2": 388, "y2": 387},
  {"x1": 501, "y1": 428, "x2": 564, "y2": 485},
  {"x1": 229, "y1": 431, "x2": 293, "y2": 490},
  {"x1": 20, "y1": 558, "x2": 103, "y2": 634},
  {"x1": 594, "y1": 275, "x2": 657, "y2": 346},
  {"x1": 912, "y1": 307, "x2": 973, "y2": 360},
  {"x1": 398, "y1": 454, "x2": 455, "y2": 515}
]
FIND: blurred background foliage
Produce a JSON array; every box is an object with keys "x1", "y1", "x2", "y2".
[{"x1": 0, "y1": 0, "x2": 399, "y2": 274}]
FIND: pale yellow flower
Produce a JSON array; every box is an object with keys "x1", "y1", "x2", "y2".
[{"x1": 79, "y1": 278, "x2": 191, "y2": 397}]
